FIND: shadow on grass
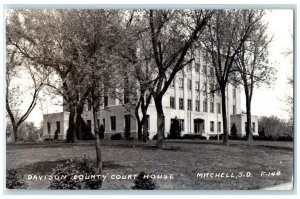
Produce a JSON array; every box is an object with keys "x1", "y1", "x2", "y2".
[{"x1": 17, "y1": 159, "x2": 127, "y2": 175}]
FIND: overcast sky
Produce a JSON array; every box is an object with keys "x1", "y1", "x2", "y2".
[{"x1": 8, "y1": 9, "x2": 294, "y2": 127}]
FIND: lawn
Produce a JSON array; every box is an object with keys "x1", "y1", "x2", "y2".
[{"x1": 6, "y1": 139, "x2": 293, "y2": 190}]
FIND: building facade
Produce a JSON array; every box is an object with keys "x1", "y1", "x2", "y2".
[{"x1": 42, "y1": 51, "x2": 258, "y2": 140}]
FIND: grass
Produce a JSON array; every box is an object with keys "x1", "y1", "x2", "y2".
[{"x1": 6, "y1": 139, "x2": 293, "y2": 190}]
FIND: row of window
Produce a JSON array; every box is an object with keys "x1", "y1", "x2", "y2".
[{"x1": 170, "y1": 96, "x2": 221, "y2": 113}]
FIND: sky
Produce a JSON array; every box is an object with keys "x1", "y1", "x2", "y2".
[{"x1": 6, "y1": 9, "x2": 294, "y2": 128}]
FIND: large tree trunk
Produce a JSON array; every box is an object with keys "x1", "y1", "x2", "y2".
[
  {"x1": 246, "y1": 97, "x2": 253, "y2": 141},
  {"x1": 142, "y1": 115, "x2": 148, "y2": 142},
  {"x1": 221, "y1": 87, "x2": 229, "y2": 145},
  {"x1": 67, "y1": 106, "x2": 77, "y2": 143},
  {"x1": 12, "y1": 124, "x2": 18, "y2": 142},
  {"x1": 154, "y1": 96, "x2": 165, "y2": 149},
  {"x1": 75, "y1": 104, "x2": 84, "y2": 140},
  {"x1": 135, "y1": 101, "x2": 143, "y2": 141},
  {"x1": 93, "y1": 108, "x2": 102, "y2": 173}
]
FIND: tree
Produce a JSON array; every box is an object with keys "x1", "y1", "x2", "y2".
[
  {"x1": 201, "y1": 10, "x2": 265, "y2": 145},
  {"x1": 258, "y1": 116, "x2": 292, "y2": 139},
  {"x1": 233, "y1": 16, "x2": 276, "y2": 141},
  {"x1": 148, "y1": 9, "x2": 214, "y2": 149},
  {"x1": 6, "y1": 47, "x2": 50, "y2": 142}
]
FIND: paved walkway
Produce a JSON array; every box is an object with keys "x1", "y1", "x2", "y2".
[{"x1": 261, "y1": 182, "x2": 293, "y2": 190}]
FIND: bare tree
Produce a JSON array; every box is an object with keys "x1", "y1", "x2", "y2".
[
  {"x1": 148, "y1": 9, "x2": 214, "y2": 148},
  {"x1": 201, "y1": 10, "x2": 264, "y2": 145},
  {"x1": 6, "y1": 48, "x2": 50, "y2": 142},
  {"x1": 234, "y1": 17, "x2": 276, "y2": 141}
]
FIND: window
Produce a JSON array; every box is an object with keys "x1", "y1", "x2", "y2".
[
  {"x1": 179, "y1": 119, "x2": 184, "y2": 132},
  {"x1": 170, "y1": 79, "x2": 175, "y2": 88},
  {"x1": 188, "y1": 99, "x2": 192, "y2": 110},
  {"x1": 97, "y1": 119, "x2": 100, "y2": 130},
  {"x1": 124, "y1": 91, "x2": 129, "y2": 104},
  {"x1": 188, "y1": 79, "x2": 192, "y2": 90},
  {"x1": 233, "y1": 88, "x2": 237, "y2": 99},
  {"x1": 47, "y1": 122, "x2": 51, "y2": 135},
  {"x1": 233, "y1": 105, "x2": 236, "y2": 114},
  {"x1": 56, "y1": 121, "x2": 60, "y2": 134},
  {"x1": 125, "y1": 115, "x2": 131, "y2": 131},
  {"x1": 179, "y1": 98, "x2": 184, "y2": 110},
  {"x1": 87, "y1": 99, "x2": 92, "y2": 111},
  {"x1": 203, "y1": 99, "x2": 207, "y2": 112},
  {"x1": 195, "y1": 100, "x2": 200, "y2": 112},
  {"x1": 210, "y1": 121, "x2": 214, "y2": 132},
  {"x1": 104, "y1": 96, "x2": 108, "y2": 107},
  {"x1": 217, "y1": 103, "x2": 221, "y2": 114},
  {"x1": 195, "y1": 63, "x2": 200, "y2": 72},
  {"x1": 170, "y1": 96, "x2": 175, "y2": 109},
  {"x1": 87, "y1": 120, "x2": 92, "y2": 130},
  {"x1": 179, "y1": 78, "x2": 184, "y2": 88},
  {"x1": 210, "y1": 101, "x2": 214, "y2": 113},
  {"x1": 195, "y1": 81, "x2": 200, "y2": 91},
  {"x1": 252, "y1": 122, "x2": 255, "y2": 133},
  {"x1": 218, "y1": 122, "x2": 221, "y2": 132},
  {"x1": 111, "y1": 116, "x2": 116, "y2": 131},
  {"x1": 187, "y1": 64, "x2": 192, "y2": 71}
]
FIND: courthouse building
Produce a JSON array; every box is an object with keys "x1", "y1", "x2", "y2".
[{"x1": 43, "y1": 50, "x2": 258, "y2": 140}]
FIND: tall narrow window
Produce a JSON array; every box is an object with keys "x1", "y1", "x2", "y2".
[
  {"x1": 210, "y1": 101, "x2": 214, "y2": 113},
  {"x1": 179, "y1": 119, "x2": 184, "y2": 132},
  {"x1": 195, "y1": 63, "x2": 200, "y2": 72},
  {"x1": 125, "y1": 115, "x2": 131, "y2": 131},
  {"x1": 56, "y1": 121, "x2": 60, "y2": 133},
  {"x1": 188, "y1": 79, "x2": 192, "y2": 90},
  {"x1": 111, "y1": 116, "x2": 116, "y2": 131},
  {"x1": 233, "y1": 88, "x2": 237, "y2": 99},
  {"x1": 179, "y1": 98, "x2": 184, "y2": 110},
  {"x1": 87, "y1": 99, "x2": 92, "y2": 111},
  {"x1": 47, "y1": 122, "x2": 51, "y2": 135},
  {"x1": 210, "y1": 121, "x2": 214, "y2": 132},
  {"x1": 188, "y1": 99, "x2": 192, "y2": 110},
  {"x1": 203, "y1": 99, "x2": 207, "y2": 112},
  {"x1": 233, "y1": 105, "x2": 236, "y2": 114},
  {"x1": 195, "y1": 81, "x2": 200, "y2": 91},
  {"x1": 252, "y1": 122, "x2": 255, "y2": 133},
  {"x1": 179, "y1": 78, "x2": 184, "y2": 88},
  {"x1": 217, "y1": 103, "x2": 221, "y2": 114},
  {"x1": 218, "y1": 122, "x2": 221, "y2": 132},
  {"x1": 170, "y1": 96, "x2": 175, "y2": 109},
  {"x1": 195, "y1": 100, "x2": 200, "y2": 112}
]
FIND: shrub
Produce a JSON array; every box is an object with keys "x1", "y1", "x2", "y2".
[
  {"x1": 44, "y1": 138, "x2": 53, "y2": 142},
  {"x1": 111, "y1": 133, "x2": 122, "y2": 140},
  {"x1": 49, "y1": 158, "x2": 102, "y2": 190},
  {"x1": 127, "y1": 137, "x2": 134, "y2": 141},
  {"x1": 169, "y1": 118, "x2": 182, "y2": 139},
  {"x1": 132, "y1": 171, "x2": 156, "y2": 190},
  {"x1": 209, "y1": 134, "x2": 223, "y2": 140},
  {"x1": 6, "y1": 168, "x2": 28, "y2": 189},
  {"x1": 124, "y1": 127, "x2": 131, "y2": 140},
  {"x1": 230, "y1": 123, "x2": 238, "y2": 138},
  {"x1": 181, "y1": 134, "x2": 207, "y2": 140}
]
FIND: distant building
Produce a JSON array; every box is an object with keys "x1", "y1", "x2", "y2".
[{"x1": 42, "y1": 50, "x2": 258, "y2": 140}]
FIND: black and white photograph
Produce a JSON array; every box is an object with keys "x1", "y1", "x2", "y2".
[{"x1": 3, "y1": 3, "x2": 295, "y2": 193}]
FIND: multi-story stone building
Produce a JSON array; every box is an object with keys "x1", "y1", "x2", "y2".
[{"x1": 42, "y1": 51, "x2": 259, "y2": 140}]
